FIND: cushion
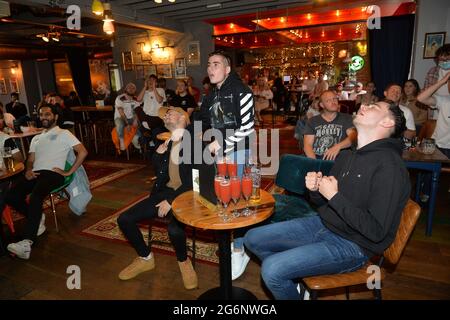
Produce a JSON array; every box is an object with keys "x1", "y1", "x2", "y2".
[{"x1": 270, "y1": 194, "x2": 318, "y2": 223}]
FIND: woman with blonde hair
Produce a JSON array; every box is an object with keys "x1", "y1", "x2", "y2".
[{"x1": 252, "y1": 76, "x2": 273, "y2": 125}]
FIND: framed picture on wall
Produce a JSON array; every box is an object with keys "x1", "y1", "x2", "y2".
[
  {"x1": 156, "y1": 64, "x2": 172, "y2": 78},
  {"x1": 139, "y1": 43, "x2": 152, "y2": 62},
  {"x1": 122, "y1": 51, "x2": 134, "y2": 71},
  {"x1": 174, "y1": 58, "x2": 187, "y2": 79},
  {"x1": 144, "y1": 65, "x2": 157, "y2": 78},
  {"x1": 0, "y1": 78, "x2": 7, "y2": 95},
  {"x1": 135, "y1": 65, "x2": 145, "y2": 80},
  {"x1": 187, "y1": 41, "x2": 200, "y2": 66},
  {"x1": 423, "y1": 32, "x2": 446, "y2": 59},
  {"x1": 9, "y1": 78, "x2": 19, "y2": 93}
]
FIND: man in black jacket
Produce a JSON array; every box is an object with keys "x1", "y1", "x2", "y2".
[
  {"x1": 200, "y1": 50, "x2": 256, "y2": 280},
  {"x1": 200, "y1": 50, "x2": 255, "y2": 158},
  {"x1": 117, "y1": 106, "x2": 198, "y2": 290},
  {"x1": 244, "y1": 100, "x2": 410, "y2": 299},
  {"x1": 5, "y1": 92, "x2": 29, "y2": 127}
]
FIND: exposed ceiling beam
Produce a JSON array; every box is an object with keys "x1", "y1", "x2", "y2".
[
  {"x1": 162, "y1": 0, "x2": 308, "y2": 20},
  {"x1": 133, "y1": 0, "x2": 236, "y2": 12},
  {"x1": 8, "y1": 0, "x2": 184, "y2": 34},
  {"x1": 180, "y1": 4, "x2": 312, "y2": 22}
]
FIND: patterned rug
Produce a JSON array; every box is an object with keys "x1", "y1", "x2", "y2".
[
  {"x1": 84, "y1": 160, "x2": 147, "y2": 190},
  {"x1": 3, "y1": 160, "x2": 146, "y2": 223},
  {"x1": 80, "y1": 177, "x2": 277, "y2": 265}
]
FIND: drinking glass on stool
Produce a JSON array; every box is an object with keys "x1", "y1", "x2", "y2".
[
  {"x1": 230, "y1": 176, "x2": 241, "y2": 218},
  {"x1": 241, "y1": 174, "x2": 252, "y2": 216},
  {"x1": 214, "y1": 175, "x2": 225, "y2": 218},
  {"x1": 219, "y1": 178, "x2": 231, "y2": 222},
  {"x1": 422, "y1": 138, "x2": 436, "y2": 154},
  {"x1": 2, "y1": 147, "x2": 13, "y2": 172}
]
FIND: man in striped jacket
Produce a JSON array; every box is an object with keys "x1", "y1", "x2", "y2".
[{"x1": 200, "y1": 50, "x2": 256, "y2": 280}]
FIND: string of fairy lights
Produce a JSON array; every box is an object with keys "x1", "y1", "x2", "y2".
[{"x1": 251, "y1": 43, "x2": 335, "y2": 71}]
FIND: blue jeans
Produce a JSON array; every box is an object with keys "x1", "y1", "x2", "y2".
[
  {"x1": 114, "y1": 117, "x2": 136, "y2": 139},
  {"x1": 244, "y1": 216, "x2": 368, "y2": 300}
]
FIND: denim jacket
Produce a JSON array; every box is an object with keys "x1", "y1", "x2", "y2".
[{"x1": 66, "y1": 149, "x2": 92, "y2": 215}]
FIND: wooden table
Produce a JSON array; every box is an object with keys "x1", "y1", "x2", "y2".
[
  {"x1": 10, "y1": 129, "x2": 43, "y2": 158},
  {"x1": 0, "y1": 162, "x2": 24, "y2": 180},
  {"x1": 172, "y1": 190, "x2": 275, "y2": 300},
  {"x1": 403, "y1": 147, "x2": 450, "y2": 236}
]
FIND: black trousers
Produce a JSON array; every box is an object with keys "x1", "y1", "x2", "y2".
[
  {"x1": 117, "y1": 188, "x2": 188, "y2": 261},
  {"x1": 5, "y1": 170, "x2": 64, "y2": 242}
]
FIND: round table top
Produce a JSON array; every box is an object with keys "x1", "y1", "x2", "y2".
[
  {"x1": 0, "y1": 162, "x2": 24, "y2": 180},
  {"x1": 171, "y1": 190, "x2": 275, "y2": 230}
]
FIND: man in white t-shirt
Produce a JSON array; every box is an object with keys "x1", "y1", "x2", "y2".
[
  {"x1": 384, "y1": 83, "x2": 416, "y2": 140},
  {"x1": 348, "y1": 82, "x2": 367, "y2": 101},
  {"x1": 5, "y1": 104, "x2": 88, "y2": 260},
  {"x1": 136, "y1": 74, "x2": 166, "y2": 144},
  {"x1": 418, "y1": 71, "x2": 450, "y2": 158}
]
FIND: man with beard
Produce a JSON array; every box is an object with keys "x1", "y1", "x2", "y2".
[{"x1": 5, "y1": 104, "x2": 88, "y2": 259}]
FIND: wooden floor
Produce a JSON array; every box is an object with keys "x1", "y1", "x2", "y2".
[{"x1": 1, "y1": 118, "x2": 449, "y2": 300}]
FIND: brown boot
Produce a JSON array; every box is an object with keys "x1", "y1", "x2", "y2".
[
  {"x1": 119, "y1": 256, "x2": 155, "y2": 280},
  {"x1": 178, "y1": 259, "x2": 198, "y2": 290}
]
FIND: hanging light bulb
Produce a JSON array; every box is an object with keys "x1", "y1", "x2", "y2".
[
  {"x1": 103, "y1": 20, "x2": 115, "y2": 35},
  {"x1": 91, "y1": 0, "x2": 104, "y2": 16},
  {"x1": 42, "y1": 34, "x2": 49, "y2": 42},
  {"x1": 168, "y1": 0, "x2": 176, "y2": 2},
  {"x1": 154, "y1": 0, "x2": 162, "y2": 3}
]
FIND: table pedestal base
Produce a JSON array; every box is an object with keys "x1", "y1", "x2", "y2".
[{"x1": 199, "y1": 286, "x2": 257, "y2": 300}]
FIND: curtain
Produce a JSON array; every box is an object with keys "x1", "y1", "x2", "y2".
[
  {"x1": 369, "y1": 14, "x2": 415, "y2": 98},
  {"x1": 65, "y1": 48, "x2": 92, "y2": 105}
]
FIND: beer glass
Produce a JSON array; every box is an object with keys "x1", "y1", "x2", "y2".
[{"x1": 3, "y1": 147, "x2": 14, "y2": 171}]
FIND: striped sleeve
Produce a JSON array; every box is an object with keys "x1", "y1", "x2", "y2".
[{"x1": 224, "y1": 92, "x2": 255, "y2": 154}]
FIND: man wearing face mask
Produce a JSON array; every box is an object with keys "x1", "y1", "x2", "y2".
[
  {"x1": 418, "y1": 71, "x2": 450, "y2": 158},
  {"x1": 424, "y1": 44, "x2": 450, "y2": 121}
]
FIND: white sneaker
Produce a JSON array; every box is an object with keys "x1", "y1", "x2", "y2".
[
  {"x1": 37, "y1": 214, "x2": 46, "y2": 236},
  {"x1": 231, "y1": 248, "x2": 250, "y2": 280},
  {"x1": 297, "y1": 283, "x2": 310, "y2": 300},
  {"x1": 7, "y1": 239, "x2": 32, "y2": 259}
]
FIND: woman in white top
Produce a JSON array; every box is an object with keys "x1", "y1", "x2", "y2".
[{"x1": 252, "y1": 76, "x2": 274, "y2": 125}]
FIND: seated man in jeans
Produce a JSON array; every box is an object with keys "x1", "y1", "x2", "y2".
[
  {"x1": 114, "y1": 82, "x2": 141, "y2": 152},
  {"x1": 244, "y1": 100, "x2": 410, "y2": 299},
  {"x1": 6, "y1": 104, "x2": 88, "y2": 259},
  {"x1": 117, "y1": 106, "x2": 198, "y2": 290}
]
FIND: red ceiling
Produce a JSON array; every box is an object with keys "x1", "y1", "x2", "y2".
[{"x1": 208, "y1": 0, "x2": 416, "y2": 48}]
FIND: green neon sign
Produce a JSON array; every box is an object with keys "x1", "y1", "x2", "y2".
[{"x1": 349, "y1": 55, "x2": 365, "y2": 71}]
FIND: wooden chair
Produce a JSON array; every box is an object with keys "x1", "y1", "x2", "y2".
[{"x1": 302, "y1": 199, "x2": 421, "y2": 300}]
